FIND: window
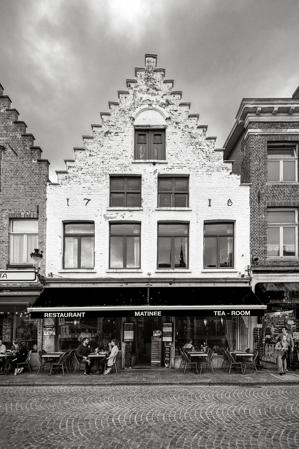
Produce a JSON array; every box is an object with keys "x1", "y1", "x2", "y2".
[
  {"x1": 9, "y1": 219, "x2": 38, "y2": 264},
  {"x1": 204, "y1": 222, "x2": 234, "y2": 268},
  {"x1": 135, "y1": 129, "x2": 165, "y2": 160},
  {"x1": 110, "y1": 223, "x2": 141, "y2": 268},
  {"x1": 267, "y1": 143, "x2": 298, "y2": 182},
  {"x1": 157, "y1": 223, "x2": 189, "y2": 269},
  {"x1": 110, "y1": 176, "x2": 141, "y2": 207},
  {"x1": 267, "y1": 209, "x2": 297, "y2": 258},
  {"x1": 158, "y1": 176, "x2": 189, "y2": 207},
  {"x1": 63, "y1": 222, "x2": 95, "y2": 268}
]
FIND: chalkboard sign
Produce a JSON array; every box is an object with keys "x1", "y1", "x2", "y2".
[
  {"x1": 162, "y1": 322, "x2": 173, "y2": 342},
  {"x1": 151, "y1": 336, "x2": 161, "y2": 366}
]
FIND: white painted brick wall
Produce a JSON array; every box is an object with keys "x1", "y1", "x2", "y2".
[{"x1": 46, "y1": 61, "x2": 250, "y2": 280}]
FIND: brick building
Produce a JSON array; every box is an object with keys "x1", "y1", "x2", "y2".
[
  {"x1": 29, "y1": 55, "x2": 264, "y2": 367},
  {"x1": 0, "y1": 83, "x2": 49, "y2": 348},
  {"x1": 224, "y1": 87, "x2": 299, "y2": 365}
]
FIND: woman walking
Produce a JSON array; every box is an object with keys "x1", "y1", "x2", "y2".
[{"x1": 275, "y1": 335, "x2": 288, "y2": 375}]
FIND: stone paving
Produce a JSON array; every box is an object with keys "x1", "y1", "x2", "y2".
[{"x1": 0, "y1": 384, "x2": 299, "y2": 449}]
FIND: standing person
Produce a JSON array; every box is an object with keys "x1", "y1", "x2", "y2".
[
  {"x1": 0, "y1": 339, "x2": 7, "y2": 373},
  {"x1": 275, "y1": 335, "x2": 288, "y2": 375},
  {"x1": 76, "y1": 337, "x2": 93, "y2": 375},
  {"x1": 104, "y1": 339, "x2": 119, "y2": 375},
  {"x1": 280, "y1": 327, "x2": 294, "y2": 371}
]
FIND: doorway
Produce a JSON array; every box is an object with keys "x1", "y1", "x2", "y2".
[{"x1": 134, "y1": 317, "x2": 162, "y2": 365}]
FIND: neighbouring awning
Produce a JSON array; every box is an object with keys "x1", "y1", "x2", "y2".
[
  {"x1": 255, "y1": 283, "x2": 299, "y2": 302},
  {"x1": 28, "y1": 286, "x2": 266, "y2": 317},
  {"x1": 0, "y1": 289, "x2": 41, "y2": 313}
]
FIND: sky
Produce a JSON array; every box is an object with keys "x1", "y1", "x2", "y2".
[{"x1": 0, "y1": 0, "x2": 299, "y2": 180}]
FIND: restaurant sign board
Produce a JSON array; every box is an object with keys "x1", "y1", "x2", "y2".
[{"x1": 0, "y1": 270, "x2": 36, "y2": 281}]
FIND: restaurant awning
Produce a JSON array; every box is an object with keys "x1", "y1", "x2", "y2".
[
  {"x1": 28, "y1": 286, "x2": 266, "y2": 317},
  {"x1": 255, "y1": 283, "x2": 299, "y2": 302},
  {"x1": 0, "y1": 289, "x2": 41, "y2": 313}
]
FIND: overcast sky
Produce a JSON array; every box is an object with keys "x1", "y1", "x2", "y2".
[{"x1": 1, "y1": 0, "x2": 299, "y2": 180}]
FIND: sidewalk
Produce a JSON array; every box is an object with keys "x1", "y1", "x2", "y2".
[{"x1": 1, "y1": 367, "x2": 299, "y2": 386}]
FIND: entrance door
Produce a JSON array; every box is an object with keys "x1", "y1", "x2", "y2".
[{"x1": 135, "y1": 317, "x2": 162, "y2": 365}]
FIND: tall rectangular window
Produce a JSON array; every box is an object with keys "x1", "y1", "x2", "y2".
[
  {"x1": 135, "y1": 129, "x2": 165, "y2": 160},
  {"x1": 9, "y1": 219, "x2": 38, "y2": 264},
  {"x1": 110, "y1": 176, "x2": 141, "y2": 207},
  {"x1": 204, "y1": 222, "x2": 234, "y2": 268},
  {"x1": 267, "y1": 209, "x2": 297, "y2": 258},
  {"x1": 110, "y1": 223, "x2": 141, "y2": 268},
  {"x1": 158, "y1": 176, "x2": 189, "y2": 207},
  {"x1": 64, "y1": 222, "x2": 95, "y2": 268},
  {"x1": 157, "y1": 223, "x2": 189, "y2": 269},
  {"x1": 267, "y1": 143, "x2": 298, "y2": 182}
]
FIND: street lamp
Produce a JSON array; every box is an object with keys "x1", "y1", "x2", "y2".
[{"x1": 30, "y1": 248, "x2": 45, "y2": 284}]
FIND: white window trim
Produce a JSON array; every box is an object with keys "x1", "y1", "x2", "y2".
[
  {"x1": 267, "y1": 208, "x2": 298, "y2": 259},
  {"x1": 267, "y1": 145, "x2": 298, "y2": 183}
]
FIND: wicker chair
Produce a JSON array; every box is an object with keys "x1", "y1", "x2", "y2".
[
  {"x1": 180, "y1": 348, "x2": 198, "y2": 374},
  {"x1": 243, "y1": 351, "x2": 259, "y2": 374},
  {"x1": 226, "y1": 350, "x2": 244, "y2": 374},
  {"x1": 49, "y1": 352, "x2": 69, "y2": 375},
  {"x1": 16, "y1": 350, "x2": 32, "y2": 373}
]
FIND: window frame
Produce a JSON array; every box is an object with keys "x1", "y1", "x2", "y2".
[
  {"x1": 134, "y1": 128, "x2": 166, "y2": 160},
  {"x1": 266, "y1": 208, "x2": 298, "y2": 259},
  {"x1": 9, "y1": 218, "x2": 38, "y2": 266},
  {"x1": 157, "y1": 175, "x2": 189, "y2": 208},
  {"x1": 109, "y1": 175, "x2": 142, "y2": 208},
  {"x1": 109, "y1": 222, "x2": 141, "y2": 269},
  {"x1": 157, "y1": 221, "x2": 189, "y2": 269},
  {"x1": 267, "y1": 142, "x2": 298, "y2": 183},
  {"x1": 203, "y1": 221, "x2": 235, "y2": 269},
  {"x1": 63, "y1": 221, "x2": 95, "y2": 269}
]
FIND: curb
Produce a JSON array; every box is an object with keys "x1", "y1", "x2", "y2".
[{"x1": 0, "y1": 381, "x2": 299, "y2": 387}]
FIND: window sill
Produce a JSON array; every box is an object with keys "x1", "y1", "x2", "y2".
[
  {"x1": 6, "y1": 264, "x2": 35, "y2": 269},
  {"x1": 266, "y1": 182, "x2": 298, "y2": 185},
  {"x1": 266, "y1": 257, "x2": 298, "y2": 261},
  {"x1": 58, "y1": 269, "x2": 97, "y2": 273},
  {"x1": 155, "y1": 269, "x2": 191, "y2": 273},
  {"x1": 201, "y1": 269, "x2": 237, "y2": 273},
  {"x1": 156, "y1": 208, "x2": 192, "y2": 211},
  {"x1": 132, "y1": 160, "x2": 167, "y2": 164},
  {"x1": 106, "y1": 207, "x2": 143, "y2": 211},
  {"x1": 106, "y1": 269, "x2": 143, "y2": 273}
]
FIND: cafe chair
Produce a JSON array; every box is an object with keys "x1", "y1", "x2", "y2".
[
  {"x1": 180, "y1": 348, "x2": 197, "y2": 374},
  {"x1": 16, "y1": 350, "x2": 32, "y2": 374},
  {"x1": 199, "y1": 349, "x2": 214, "y2": 374},
  {"x1": 226, "y1": 350, "x2": 244, "y2": 374},
  {"x1": 243, "y1": 351, "x2": 258, "y2": 374},
  {"x1": 49, "y1": 352, "x2": 68, "y2": 375},
  {"x1": 37, "y1": 350, "x2": 50, "y2": 375}
]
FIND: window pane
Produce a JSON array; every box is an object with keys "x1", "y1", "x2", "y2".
[
  {"x1": 137, "y1": 133, "x2": 147, "y2": 144},
  {"x1": 64, "y1": 237, "x2": 78, "y2": 268},
  {"x1": 110, "y1": 223, "x2": 140, "y2": 235},
  {"x1": 65, "y1": 223, "x2": 94, "y2": 234},
  {"x1": 110, "y1": 193, "x2": 125, "y2": 207},
  {"x1": 204, "y1": 237, "x2": 217, "y2": 268},
  {"x1": 174, "y1": 194, "x2": 188, "y2": 207},
  {"x1": 110, "y1": 177, "x2": 125, "y2": 191},
  {"x1": 174, "y1": 178, "x2": 188, "y2": 191},
  {"x1": 81, "y1": 237, "x2": 94, "y2": 268},
  {"x1": 159, "y1": 193, "x2": 172, "y2": 207},
  {"x1": 219, "y1": 237, "x2": 233, "y2": 267},
  {"x1": 10, "y1": 235, "x2": 25, "y2": 264},
  {"x1": 158, "y1": 237, "x2": 171, "y2": 268},
  {"x1": 204, "y1": 223, "x2": 234, "y2": 235},
  {"x1": 136, "y1": 144, "x2": 147, "y2": 160},
  {"x1": 283, "y1": 227, "x2": 296, "y2": 256},
  {"x1": 283, "y1": 161, "x2": 296, "y2": 181},
  {"x1": 158, "y1": 224, "x2": 188, "y2": 236},
  {"x1": 11, "y1": 220, "x2": 38, "y2": 233},
  {"x1": 267, "y1": 161, "x2": 280, "y2": 181},
  {"x1": 127, "y1": 178, "x2": 141, "y2": 191},
  {"x1": 110, "y1": 236, "x2": 124, "y2": 268},
  {"x1": 153, "y1": 133, "x2": 162, "y2": 144},
  {"x1": 267, "y1": 227, "x2": 280, "y2": 256},
  {"x1": 159, "y1": 178, "x2": 172, "y2": 191},
  {"x1": 126, "y1": 193, "x2": 141, "y2": 207},
  {"x1": 126, "y1": 236, "x2": 140, "y2": 268},
  {"x1": 27, "y1": 235, "x2": 38, "y2": 264},
  {"x1": 268, "y1": 146, "x2": 296, "y2": 157},
  {"x1": 174, "y1": 237, "x2": 188, "y2": 268},
  {"x1": 267, "y1": 211, "x2": 295, "y2": 224}
]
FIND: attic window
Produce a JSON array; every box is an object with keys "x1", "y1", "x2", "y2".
[{"x1": 135, "y1": 129, "x2": 165, "y2": 160}]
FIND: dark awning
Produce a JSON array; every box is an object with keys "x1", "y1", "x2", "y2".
[
  {"x1": 255, "y1": 283, "x2": 299, "y2": 302},
  {"x1": 28, "y1": 286, "x2": 266, "y2": 317},
  {"x1": 0, "y1": 289, "x2": 41, "y2": 313}
]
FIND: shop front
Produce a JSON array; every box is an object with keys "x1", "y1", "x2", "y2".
[{"x1": 28, "y1": 285, "x2": 266, "y2": 369}]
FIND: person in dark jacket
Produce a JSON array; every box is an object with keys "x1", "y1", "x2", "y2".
[
  {"x1": 10, "y1": 342, "x2": 28, "y2": 375},
  {"x1": 76, "y1": 337, "x2": 93, "y2": 374}
]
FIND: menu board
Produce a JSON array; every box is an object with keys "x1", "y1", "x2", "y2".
[
  {"x1": 123, "y1": 323, "x2": 134, "y2": 341},
  {"x1": 162, "y1": 322, "x2": 173, "y2": 342},
  {"x1": 151, "y1": 336, "x2": 162, "y2": 366}
]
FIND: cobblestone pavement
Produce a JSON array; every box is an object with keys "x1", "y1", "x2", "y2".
[{"x1": 1, "y1": 385, "x2": 298, "y2": 449}]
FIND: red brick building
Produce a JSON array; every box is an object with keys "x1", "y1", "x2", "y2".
[
  {"x1": 224, "y1": 87, "x2": 299, "y2": 365},
  {"x1": 0, "y1": 83, "x2": 49, "y2": 348}
]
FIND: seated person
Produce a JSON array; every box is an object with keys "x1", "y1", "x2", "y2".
[
  {"x1": 0, "y1": 339, "x2": 7, "y2": 373},
  {"x1": 183, "y1": 339, "x2": 195, "y2": 352},
  {"x1": 76, "y1": 337, "x2": 93, "y2": 375},
  {"x1": 10, "y1": 342, "x2": 29, "y2": 375},
  {"x1": 104, "y1": 339, "x2": 119, "y2": 375}
]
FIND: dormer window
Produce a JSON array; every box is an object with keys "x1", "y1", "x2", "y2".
[{"x1": 135, "y1": 129, "x2": 165, "y2": 160}]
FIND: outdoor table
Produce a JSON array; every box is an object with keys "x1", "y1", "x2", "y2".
[
  {"x1": 230, "y1": 352, "x2": 254, "y2": 374},
  {"x1": 189, "y1": 352, "x2": 208, "y2": 373},
  {"x1": 88, "y1": 352, "x2": 108, "y2": 374},
  {"x1": 41, "y1": 352, "x2": 64, "y2": 375},
  {"x1": 0, "y1": 352, "x2": 15, "y2": 374}
]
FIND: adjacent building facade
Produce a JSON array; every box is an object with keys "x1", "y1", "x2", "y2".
[
  {"x1": 224, "y1": 87, "x2": 299, "y2": 365},
  {"x1": 0, "y1": 83, "x2": 49, "y2": 348},
  {"x1": 28, "y1": 55, "x2": 264, "y2": 367}
]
